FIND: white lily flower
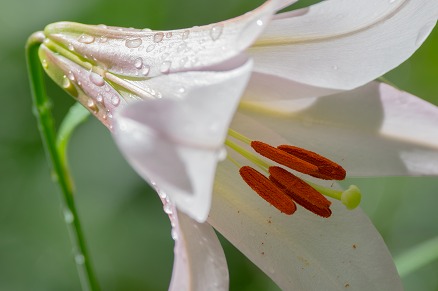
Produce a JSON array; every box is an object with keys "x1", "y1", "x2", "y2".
[{"x1": 34, "y1": 0, "x2": 438, "y2": 290}]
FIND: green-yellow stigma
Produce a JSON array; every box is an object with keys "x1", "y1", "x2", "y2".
[{"x1": 226, "y1": 129, "x2": 362, "y2": 217}]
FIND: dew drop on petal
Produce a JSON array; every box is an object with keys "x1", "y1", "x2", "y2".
[
  {"x1": 153, "y1": 32, "x2": 164, "y2": 43},
  {"x1": 87, "y1": 99, "x2": 98, "y2": 112},
  {"x1": 96, "y1": 94, "x2": 103, "y2": 103},
  {"x1": 125, "y1": 38, "x2": 142, "y2": 48},
  {"x1": 146, "y1": 44, "x2": 156, "y2": 52},
  {"x1": 89, "y1": 72, "x2": 105, "y2": 86},
  {"x1": 141, "y1": 65, "x2": 150, "y2": 76},
  {"x1": 62, "y1": 75, "x2": 71, "y2": 88},
  {"x1": 68, "y1": 43, "x2": 74, "y2": 51},
  {"x1": 134, "y1": 57, "x2": 143, "y2": 69},
  {"x1": 166, "y1": 32, "x2": 172, "y2": 38},
  {"x1": 163, "y1": 203, "x2": 172, "y2": 214},
  {"x1": 182, "y1": 30, "x2": 190, "y2": 40},
  {"x1": 332, "y1": 65, "x2": 338, "y2": 70},
  {"x1": 160, "y1": 61, "x2": 171, "y2": 74},
  {"x1": 67, "y1": 71, "x2": 75, "y2": 81},
  {"x1": 98, "y1": 36, "x2": 108, "y2": 43},
  {"x1": 177, "y1": 42, "x2": 187, "y2": 52},
  {"x1": 111, "y1": 95, "x2": 120, "y2": 106},
  {"x1": 171, "y1": 228, "x2": 178, "y2": 241},
  {"x1": 78, "y1": 34, "x2": 95, "y2": 44},
  {"x1": 42, "y1": 59, "x2": 48, "y2": 69},
  {"x1": 210, "y1": 24, "x2": 223, "y2": 41}
]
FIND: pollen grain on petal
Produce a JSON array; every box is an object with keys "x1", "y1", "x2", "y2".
[
  {"x1": 239, "y1": 166, "x2": 296, "y2": 215},
  {"x1": 251, "y1": 141, "x2": 319, "y2": 176},
  {"x1": 269, "y1": 166, "x2": 332, "y2": 218},
  {"x1": 278, "y1": 145, "x2": 346, "y2": 180}
]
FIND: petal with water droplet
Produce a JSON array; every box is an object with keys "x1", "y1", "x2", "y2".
[
  {"x1": 249, "y1": 0, "x2": 438, "y2": 90},
  {"x1": 43, "y1": 0, "x2": 282, "y2": 78},
  {"x1": 112, "y1": 60, "x2": 253, "y2": 222}
]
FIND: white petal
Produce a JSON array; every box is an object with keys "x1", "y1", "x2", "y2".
[
  {"x1": 237, "y1": 82, "x2": 438, "y2": 176},
  {"x1": 38, "y1": 45, "x2": 124, "y2": 128},
  {"x1": 112, "y1": 61, "x2": 252, "y2": 222},
  {"x1": 208, "y1": 161, "x2": 402, "y2": 290},
  {"x1": 241, "y1": 72, "x2": 342, "y2": 111},
  {"x1": 249, "y1": 0, "x2": 438, "y2": 89},
  {"x1": 43, "y1": 0, "x2": 282, "y2": 78},
  {"x1": 166, "y1": 200, "x2": 228, "y2": 291}
]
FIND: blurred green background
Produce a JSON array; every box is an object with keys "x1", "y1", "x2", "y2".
[{"x1": 1, "y1": 0, "x2": 437, "y2": 290}]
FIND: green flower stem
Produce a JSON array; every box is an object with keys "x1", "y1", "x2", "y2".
[
  {"x1": 26, "y1": 33, "x2": 100, "y2": 291},
  {"x1": 395, "y1": 236, "x2": 438, "y2": 277}
]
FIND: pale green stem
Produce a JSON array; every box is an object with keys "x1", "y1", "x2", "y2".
[
  {"x1": 26, "y1": 33, "x2": 100, "y2": 291},
  {"x1": 225, "y1": 139, "x2": 270, "y2": 174},
  {"x1": 395, "y1": 236, "x2": 438, "y2": 277}
]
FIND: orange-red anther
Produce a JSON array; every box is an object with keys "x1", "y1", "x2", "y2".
[
  {"x1": 269, "y1": 166, "x2": 332, "y2": 218},
  {"x1": 239, "y1": 166, "x2": 297, "y2": 215},
  {"x1": 251, "y1": 141, "x2": 319, "y2": 176},
  {"x1": 278, "y1": 145, "x2": 346, "y2": 180}
]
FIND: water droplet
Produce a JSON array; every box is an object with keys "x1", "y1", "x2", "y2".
[
  {"x1": 125, "y1": 38, "x2": 142, "y2": 48},
  {"x1": 416, "y1": 22, "x2": 435, "y2": 46},
  {"x1": 111, "y1": 95, "x2": 120, "y2": 106},
  {"x1": 104, "y1": 86, "x2": 110, "y2": 92},
  {"x1": 216, "y1": 147, "x2": 227, "y2": 161},
  {"x1": 87, "y1": 99, "x2": 98, "y2": 112},
  {"x1": 142, "y1": 28, "x2": 152, "y2": 32},
  {"x1": 256, "y1": 19, "x2": 264, "y2": 26},
  {"x1": 98, "y1": 24, "x2": 108, "y2": 29},
  {"x1": 154, "y1": 32, "x2": 164, "y2": 43},
  {"x1": 160, "y1": 61, "x2": 171, "y2": 74},
  {"x1": 182, "y1": 30, "x2": 190, "y2": 40},
  {"x1": 332, "y1": 65, "x2": 338, "y2": 70},
  {"x1": 89, "y1": 72, "x2": 105, "y2": 86},
  {"x1": 63, "y1": 209, "x2": 74, "y2": 223},
  {"x1": 134, "y1": 57, "x2": 143, "y2": 69},
  {"x1": 171, "y1": 228, "x2": 178, "y2": 240},
  {"x1": 163, "y1": 203, "x2": 173, "y2": 214},
  {"x1": 62, "y1": 76, "x2": 71, "y2": 88},
  {"x1": 178, "y1": 87, "x2": 185, "y2": 94},
  {"x1": 98, "y1": 36, "x2": 108, "y2": 43},
  {"x1": 42, "y1": 59, "x2": 48, "y2": 69},
  {"x1": 180, "y1": 56, "x2": 188, "y2": 66},
  {"x1": 141, "y1": 65, "x2": 150, "y2": 76},
  {"x1": 75, "y1": 254, "x2": 85, "y2": 265},
  {"x1": 177, "y1": 42, "x2": 187, "y2": 52},
  {"x1": 78, "y1": 34, "x2": 95, "y2": 44},
  {"x1": 68, "y1": 43, "x2": 74, "y2": 51},
  {"x1": 96, "y1": 94, "x2": 103, "y2": 103},
  {"x1": 146, "y1": 44, "x2": 156, "y2": 52},
  {"x1": 67, "y1": 71, "x2": 75, "y2": 81},
  {"x1": 166, "y1": 32, "x2": 173, "y2": 38},
  {"x1": 210, "y1": 24, "x2": 223, "y2": 41}
]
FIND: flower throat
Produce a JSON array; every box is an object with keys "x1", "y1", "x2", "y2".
[{"x1": 225, "y1": 129, "x2": 361, "y2": 218}]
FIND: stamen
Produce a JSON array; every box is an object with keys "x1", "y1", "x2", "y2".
[
  {"x1": 239, "y1": 166, "x2": 296, "y2": 215},
  {"x1": 251, "y1": 141, "x2": 319, "y2": 176},
  {"x1": 269, "y1": 166, "x2": 332, "y2": 218},
  {"x1": 278, "y1": 145, "x2": 346, "y2": 180}
]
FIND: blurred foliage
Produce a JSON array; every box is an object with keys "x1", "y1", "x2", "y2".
[{"x1": 0, "y1": 0, "x2": 437, "y2": 290}]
